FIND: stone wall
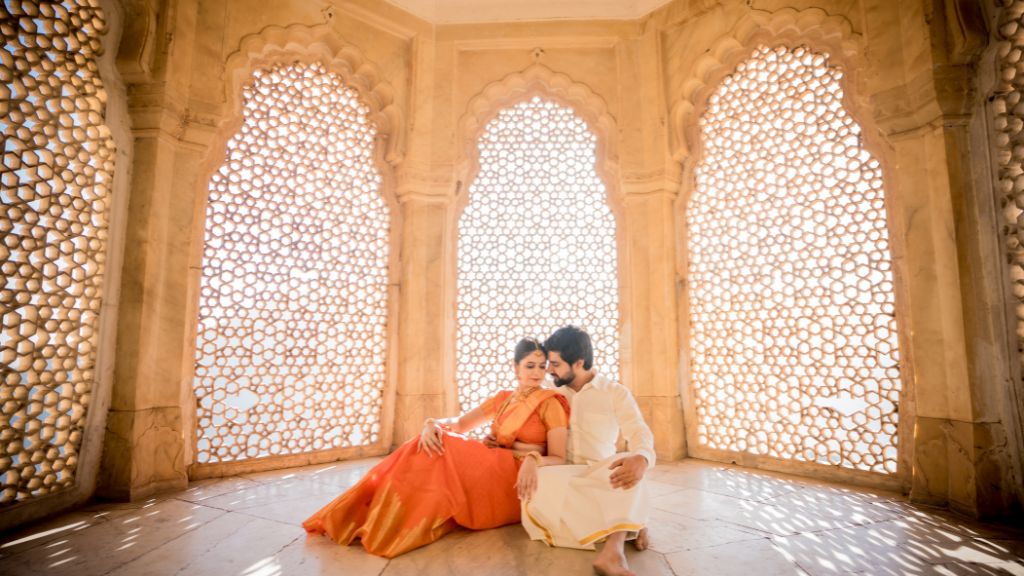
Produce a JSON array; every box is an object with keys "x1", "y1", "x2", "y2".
[{"x1": 3, "y1": 0, "x2": 1022, "y2": 531}]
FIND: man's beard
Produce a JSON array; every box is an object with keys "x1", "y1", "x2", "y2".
[{"x1": 552, "y1": 368, "x2": 576, "y2": 388}]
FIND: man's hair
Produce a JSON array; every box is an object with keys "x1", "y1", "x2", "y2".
[{"x1": 544, "y1": 325, "x2": 593, "y2": 370}]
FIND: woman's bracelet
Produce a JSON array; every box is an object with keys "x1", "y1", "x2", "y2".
[
  {"x1": 424, "y1": 418, "x2": 449, "y2": 431},
  {"x1": 518, "y1": 451, "x2": 542, "y2": 466}
]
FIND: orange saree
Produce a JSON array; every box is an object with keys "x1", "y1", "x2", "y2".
[{"x1": 302, "y1": 388, "x2": 569, "y2": 558}]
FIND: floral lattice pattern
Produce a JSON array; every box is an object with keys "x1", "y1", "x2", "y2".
[
  {"x1": 994, "y1": 1, "x2": 1024, "y2": 399},
  {"x1": 0, "y1": 0, "x2": 115, "y2": 503},
  {"x1": 457, "y1": 96, "x2": 620, "y2": 416},
  {"x1": 194, "y1": 62, "x2": 389, "y2": 464},
  {"x1": 688, "y1": 46, "x2": 901, "y2": 474}
]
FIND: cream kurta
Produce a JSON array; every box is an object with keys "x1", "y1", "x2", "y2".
[{"x1": 522, "y1": 374, "x2": 655, "y2": 549}]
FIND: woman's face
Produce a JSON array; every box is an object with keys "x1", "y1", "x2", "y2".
[{"x1": 515, "y1": 349, "x2": 548, "y2": 388}]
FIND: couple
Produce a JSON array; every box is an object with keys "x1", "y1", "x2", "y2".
[{"x1": 303, "y1": 326, "x2": 654, "y2": 576}]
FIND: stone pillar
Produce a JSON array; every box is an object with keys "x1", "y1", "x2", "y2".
[
  {"x1": 392, "y1": 192, "x2": 454, "y2": 446},
  {"x1": 96, "y1": 0, "x2": 204, "y2": 500},
  {"x1": 865, "y1": 0, "x2": 1019, "y2": 517},
  {"x1": 617, "y1": 30, "x2": 686, "y2": 461},
  {"x1": 621, "y1": 188, "x2": 686, "y2": 461}
]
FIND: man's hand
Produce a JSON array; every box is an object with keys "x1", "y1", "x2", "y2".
[{"x1": 608, "y1": 454, "x2": 648, "y2": 489}]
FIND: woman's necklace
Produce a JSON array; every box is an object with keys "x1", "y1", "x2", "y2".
[{"x1": 513, "y1": 386, "x2": 538, "y2": 402}]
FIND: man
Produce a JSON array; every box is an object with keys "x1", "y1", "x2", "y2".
[{"x1": 522, "y1": 325, "x2": 654, "y2": 576}]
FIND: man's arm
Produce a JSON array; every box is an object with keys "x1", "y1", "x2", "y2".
[
  {"x1": 613, "y1": 385, "x2": 655, "y2": 467},
  {"x1": 607, "y1": 385, "x2": 656, "y2": 489}
]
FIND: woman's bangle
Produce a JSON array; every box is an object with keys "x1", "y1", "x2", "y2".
[
  {"x1": 424, "y1": 418, "x2": 449, "y2": 431},
  {"x1": 524, "y1": 451, "x2": 542, "y2": 466}
]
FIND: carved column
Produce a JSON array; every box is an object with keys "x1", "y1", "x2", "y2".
[
  {"x1": 392, "y1": 183, "x2": 454, "y2": 446},
  {"x1": 97, "y1": 0, "x2": 205, "y2": 500},
  {"x1": 865, "y1": 0, "x2": 1018, "y2": 517},
  {"x1": 617, "y1": 30, "x2": 686, "y2": 461}
]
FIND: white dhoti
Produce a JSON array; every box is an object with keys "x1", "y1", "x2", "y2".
[{"x1": 522, "y1": 454, "x2": 651, "y2": 550}]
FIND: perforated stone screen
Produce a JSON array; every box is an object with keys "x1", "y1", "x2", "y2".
[
  {"x1": 193, "y1": 62, "x2": 389, "y2": 464},
  {"x1": 457, "y1": 96, "x2": 620, "y2": 417},
  {"x1": 0, "y1": 0, "x2": 115, "y2": 504},
  {"x1": 688, "y1": 45, "x2": 901, "y2": 474},
  {"x1": 994, "y1": 1, "x2": 1024, "y2": 394}
]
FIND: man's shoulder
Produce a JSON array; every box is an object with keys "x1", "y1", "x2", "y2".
[{"x1": 589, "y1": 374, "x2": 630, "y2": 394}]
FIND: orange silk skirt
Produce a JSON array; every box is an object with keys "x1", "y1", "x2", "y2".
[{"x1": 302, "y1": 434, "x2": 521, "y2": 558}]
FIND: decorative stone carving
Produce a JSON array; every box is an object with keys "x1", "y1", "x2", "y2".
[
  {"x1": 0, "y1": 0, "x2": 116, "y2": 505},
  {"x1": 224, "y1": 23, "x2": 405, "y2": 165},
  {"x1": 688, "y1": 45, "x2": 901, "y2": 474},
  {"x1": 456, "y1": 96, "x2": 621, "y2": 416},
  {"x1": 457, "y1": 63, "x2": 619, "y2": 206},
  {"x1": 667, "y1": 7, "x2": 861, "y2": 163},
  {"x1": 192, "y1": 62, "x2": 390, "y2": 464}
]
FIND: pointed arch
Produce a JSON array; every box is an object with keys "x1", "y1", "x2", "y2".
[
  {"x1": 224, "y1": 23, "x2": 405, "y2": 165},
  {"x1": 450, "y1": 65, "x2": 626, "y2": 417},
  {"x1": 668, "y1": 8, "x2": 862, "y2": 165},
  {"x1": 183, "y1": 24, "x2": 406, "y2": 476},
  {"x1": 455, "y1": 63, "x2": 621, "y2": 215}
]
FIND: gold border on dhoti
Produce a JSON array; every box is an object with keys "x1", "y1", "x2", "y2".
[
  {"x1": 524, "y1": 502, "x2": 555, "y2": 546},
  {"x1": 578, "y1": 523, "x2": 644, "y2": 546}
]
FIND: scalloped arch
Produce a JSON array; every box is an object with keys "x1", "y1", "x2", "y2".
[
  {"x1": 455, "y1": 63, "x2": 620, "y2": 213},
  {"x1": 223, "y1": 23, "x2": 405, "y2": 164},
  {"x1": 668, "y1": 7, "x2": 862, "y2": 163}
]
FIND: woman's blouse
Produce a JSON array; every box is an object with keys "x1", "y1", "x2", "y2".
[{"x1": 479, "y1": 390, "x2": 569, "y2": 446}]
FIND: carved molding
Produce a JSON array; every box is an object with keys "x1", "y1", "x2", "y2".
[
  {"x1": 115, "y1": 0, "x2": 161, "y2": 83},
  {"x1": 455, "y1": 63, "x2": 620, "y2": 212},
  {"x1": 667, "y1": 7, "x2": 861, "y2": 162},
  {"x1": 224, "y1": 23, "x2": 405, "y2": 164}
]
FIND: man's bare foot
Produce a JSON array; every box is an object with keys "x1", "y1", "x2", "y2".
[
  {"x1": 632, "y1": 527, "x2": 649, "y2": 551},
  {"x1": 593, "y1": 553, "x2": 636, "y2": 576}
]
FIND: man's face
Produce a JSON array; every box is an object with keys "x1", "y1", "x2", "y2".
[{"x1": 546, "y1": 351, "x2": 576, "y2": 387}]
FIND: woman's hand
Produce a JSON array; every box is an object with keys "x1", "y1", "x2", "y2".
[
  {"x1": 417, "y1": 419, "x2": 445, "y2": 457},
  {"x1": 515, "y1": 457, "x2": 539, "y2": 501}
]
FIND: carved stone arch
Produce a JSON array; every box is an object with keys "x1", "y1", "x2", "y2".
[
  {"x1": 673, "y1": 7, "x2": 919, "y2": 488},
  {"x1": 182, "y1": 23, "x2": 406, "y2": 476},
  {"x1": 223, "y1": 23, "x2": 405, "y2": 166},
  {"x1": 668, "y1": 7, "x2": 862, "y2": 166},
  {"x1": 449, "y1": 62, "x2": 628, "y2": 419},
  {"x1": 455, "y1": 63, "x2": 621, "y2": 216}
]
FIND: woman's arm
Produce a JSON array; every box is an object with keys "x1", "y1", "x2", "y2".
[
  {"x1": 417, "y1": 399, "x2": 497, "y2": 456},
  {"x1": 515, "y1": 426, "x2": 566, "y2": 501},
  {"x1": 513, "y1": 427, "x2": 566, "y2": 465}
]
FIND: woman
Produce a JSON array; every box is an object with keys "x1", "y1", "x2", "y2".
[{"x1": 303, "y1": 338, "x2": 569, "y2": 558}]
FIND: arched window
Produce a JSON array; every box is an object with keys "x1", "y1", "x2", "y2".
[
  {"x1": 688, "y1": 45, "x2": 901, "y2": 474},
  {"x1": 193, "y1": 62, "x2": 390, "y2": 464},
  {"x1": 457, "y1": 96, "x2": 620, "y2": 414},
  {"x1": 0, "y1": 0, "x2": 117, "y2": 503}
]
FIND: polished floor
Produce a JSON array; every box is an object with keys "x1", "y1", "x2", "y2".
[{"x1": 1, "y1": 458, "x2": 1022, "y2": 575}]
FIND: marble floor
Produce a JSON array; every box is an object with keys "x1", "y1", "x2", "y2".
[{"x1": 1, "y1": 458, "x2": 1022, "y2": 576}]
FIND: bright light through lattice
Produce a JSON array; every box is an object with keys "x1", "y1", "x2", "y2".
[
  {"x1": 457, "y1": 96, "x2": 620, "y2": 417},
  {"x1": 993, "y1": 2, "x2": 1024, "y2": 390},
  {"x1": 688, "y1": 45, "x2": 901, "y2": 474},
  {"x1": 193, "y1": 62, "x2": 389, "y2": 464},
  {"x1": 0, "y1": 0, "x2": 115, "y2": 504}
]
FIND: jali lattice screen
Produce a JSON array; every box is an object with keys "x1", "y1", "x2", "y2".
[
  {"x1": 457, "y1": 96, "x2": 620, "y2": 415},
  {"x1": 0, "y1": 0, "x2": 116, "y2": 503},
  {"x1": 193, "y1": 62, "x2": 389, "y2": 464},
  {"x1": 994, "y1": 1, "x2": 1024, "y2": 399},
  {"x1": 688, "y1": 45, "x2": 901, "y2": 474}
]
